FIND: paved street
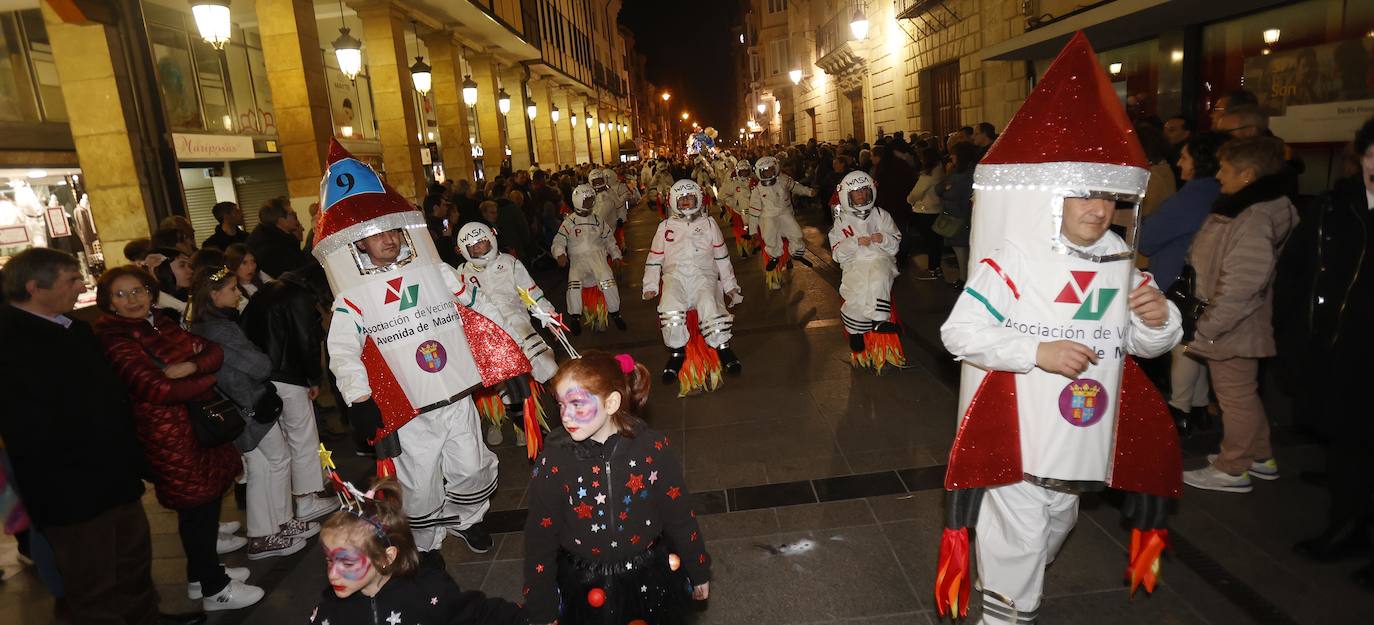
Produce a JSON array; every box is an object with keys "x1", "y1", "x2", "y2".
[{"x1": 3, "y1": 198, "x2": 1371, "y2": 625}]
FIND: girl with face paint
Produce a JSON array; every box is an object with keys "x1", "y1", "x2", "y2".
[
  {"x1": 309, "y1": 478, "x2": 526, "y2": 624},
  {"x1": 524, "y1": 351, "x2": 714, "y2": 625}
]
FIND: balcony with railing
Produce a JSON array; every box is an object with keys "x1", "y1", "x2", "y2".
[{"x1": 814, "y1": 0, "x2": 866, "y2": 76}]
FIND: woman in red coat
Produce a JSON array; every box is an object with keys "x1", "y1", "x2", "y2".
[{"x1": 93, "y1": 266, "x2": 263, "y2": 612}]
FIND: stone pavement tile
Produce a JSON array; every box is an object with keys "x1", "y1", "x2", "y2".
[
  {"x1": 838, "y1": 612, "x2": 935, "y2": 624},
  {"x1": 676, "y1": 381, "x2": 825, "y2": 430},
  {"x1": 477, "y1": 559, "x2": 525, "y2": 603},
  {"x1": 699, "y1": 507, "x2": 780, "y2": 540},
  {"x1": 489, "y1": 486, "x2": 525, "y2": 512},
  {"x1": 0, "y1": 594, "x2": 55, "y2": 625},
  {"x1": 697, "y1": 526, "x2": 922, "y2": 624},
  {"x1": 448, "y1": 561, "x2": 493, "y2": 596},
  {"x1": 813, "y1": 473, "x2": 906, "y2": 503},
  {"x1": 767, "y1": 454, "x2": 853, "y2": 484},
  {"x1": 682, "y1": 417, "x2": 839, "y2": 480},
  {"x1": 774, "y1": 499, "x2": 878, "y2": 533},
  {"x1": 495, "y1": 532, "x2": 525, "y2": 561},
  {"x1": 867, "y1": 491, "x2": 944, "y2": 524},
  {"x1": 846, "y1": 448, "x2": 942, "y2": 475},
  {"x1": 1038, "y1": 509, "x2": 1138, "y2": 597},
  {"x1": 686, "y1": 460, "x2": 770, "y2": 491},
  {"x1": 1035, "y1": 587, "x2": 1210, "y2": 624}
]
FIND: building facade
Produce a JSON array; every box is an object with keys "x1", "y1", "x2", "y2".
[{"x1": 0, "y1": 0, "x2": 647, "y2": 292}]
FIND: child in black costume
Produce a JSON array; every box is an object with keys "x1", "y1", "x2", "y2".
[
  {"x1": 524, "y1": 351, "x2": 711, "y2": 625},
  {"x1": 308, "y1": 477, "x2": 526, "y2": 625}
]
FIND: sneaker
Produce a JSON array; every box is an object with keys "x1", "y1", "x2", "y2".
[
  {"x1": 611, "y1": 312, "x2": 628, "y2": 331},
  {"x1": 215, "y1": 533, "x2": 247, "y2": 555},
  {"x1": 279, "y1": 518, "x2": 320, "y2": 540},
  {"x1": 717, "y1": 346, "x2": 742, "y2": 376},
  {"x1": 246, "y1": 533, "x2": 307, "y2": 561},
  {"x1": 1183, "y1": 465, "x2": 1253, "y2": 493},
  {"x1": 202, "y1": 580, "x2": 264, "y2": 611},
  {"x1": 765, "y1": 257, "x2": 780, "y2": 271},
  {"x1": 450, "y1": 523, "x2": 492, "y2": 554},
  {"x1": 486, "y1": 423, "x2": 504, "y2": 446},
  {"x1": 187, "y1": 566, "x2": 249, "y2": 600},
  {"x1": 848, "y1": 333, "x2": 866, "y2": 352},
  {"x1": 295, "y1": 494, "x2": 341, "y2": 523},
  {"x1": 662, "y1": 350, "x2": 685, "y2": 384},
  {"x1": 218, "y1": 521, "x2": 241, "y2": 535},
  {"x1": 1206, "y1": 454, "x2": 1280, "y2": 481},
  {"x1": 567, "y1": 314, "x2": 583, "y2": 336}
]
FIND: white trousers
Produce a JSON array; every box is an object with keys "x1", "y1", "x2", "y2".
[
  {"x1": 838, "y1": 257, "x2": 897, "y2": 334},
  {"x1": 975, "y1": 480, "x2": 1079, "y2": 625},
  {"x1": 394, "y1": 398, "x2": 498, "y2": 551},
  {"x1": 761, "y1": 212, "x2": 805, "y2": 259},
  {"x1": 273, "y1": 381, "x2": 324, "y2": 496},
  {"x1": 658, "y1": 272, "x2": 732, "y2": 349},
  {"x1": 1169, "y1": 344, "x2": 1210, "y2": 411},
  {"x1": 565, "y1": 256, "x2": 620, "y2": 315},
  {"x1": 242, "y1": 424, "x2": 292, "y2": 538},
  {"x1": 503, "y1": 312, "x2": 557, "y2": 383}
]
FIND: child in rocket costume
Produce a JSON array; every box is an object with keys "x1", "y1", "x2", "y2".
[
  {"x1": 748, "y1": 156, "x2": 815, "y2": 290},
  {"x1": 719, "y1": 160, "x2": 756, "y2": 258},
  {"x1": 828, "y1": 171, "x2": 906, "y2": 373},
  {"x1": 314, "y1": 139, "x2": 531, "y2": 554},
  {"x1": 932, "y1": 33, "x2": 1183, "y2": 624},
  {"x1": 553, "y1": 183, "x2": 626, "y2": 333},
  {"x1": 453, "y1": 222, "x2": 562, "y2": 457},
  {"x1": 644, "y1": 179, "x2": 744, "y2": 396}
]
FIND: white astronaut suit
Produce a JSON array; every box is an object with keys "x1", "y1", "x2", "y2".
[
  {"x1": 934, "y1": 33, "x2": 1184, "y2": 625},
  {"x1": 454, "y1": 223, "x2": 558, "y2": 384},
  {"x1": 644, "y1": 179, "x2": 743, "y2": 380},
  {"x1": 827, "y1": 171, "x2": 902, "y2": 343},
  {"x1": 719, "y1": 160, "x2": 754, "y2": 216},
  {"x1": 552, "y1": 184, "x2": 624, "y2": 330},
  {"x1": 747, "y1": 156, "x2": 815, "y2": 266},
  {"x1": 589, "y1": 168, "x2": 629, "y2": 234},
  {"x1": 316, "y1": 140, "x2": 529, "y2": 553}
]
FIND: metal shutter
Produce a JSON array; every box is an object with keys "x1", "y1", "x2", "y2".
[
  {"x1": 231, "y1": 157, "x2": 289, "y2": 230},
  {"x1": 185, "y1": 185, "x2": 219, "y2": 244}
]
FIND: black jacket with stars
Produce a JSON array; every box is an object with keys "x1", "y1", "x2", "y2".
[
  {"x1": 522, "y1": 422, "x2": 711, "y2": 623},
  {"x1": 309, "y1": 565, "x2": 527, "y2": 625}
]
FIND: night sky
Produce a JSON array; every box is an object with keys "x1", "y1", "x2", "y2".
[{"x1": 618, "y1": 0, "x2": 741, "y2": 133}]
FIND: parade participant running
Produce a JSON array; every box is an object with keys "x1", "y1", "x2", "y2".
[
  {"x1": 828, "y1": 171, "x2": 905, "y2": 372},
  {"x1": 553, "y1": 184, "x2": 627, "y2": 334},
  {"x1": 748, "y1": 156, "x2": 815, "y2": 289}
]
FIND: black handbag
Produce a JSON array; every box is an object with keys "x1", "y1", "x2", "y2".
[
  {"x1": 188, "y1": 391, "x2": 247, "y2": 447},
  {"x1": 250, "y1": 381, "x2": 283, "y2": 424},
  {"x1": 1166, "y1": 264, "x2": 1208, "y2": 343}
]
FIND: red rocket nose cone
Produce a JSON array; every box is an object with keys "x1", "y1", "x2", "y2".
[{"x1": 327, "y1": 137, "x2": 353, "y2": 165}]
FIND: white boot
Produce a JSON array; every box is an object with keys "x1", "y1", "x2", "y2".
[{"x1": 486, "y1": 423, "x2": 504, "y2": 446}]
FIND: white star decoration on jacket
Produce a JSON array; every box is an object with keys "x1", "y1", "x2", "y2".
[
  {"x1": 629, "y1": 460, "x2": 637, "y2": 467},
  {"x1": 649, "y1": 470, "x2": 658, "y2": 484},
  {"x1": 386, "y1": 611, "x2": 402, "y2": 625},
  {"x1": 431, "y1": 596, "x2": 438, "y2": 605},
  {"x1": 591, "y1": 523, "x2": 600, "y2": 533},
  {"x1": 595, "y1": 493, "x2": 607, "y2": 504}
]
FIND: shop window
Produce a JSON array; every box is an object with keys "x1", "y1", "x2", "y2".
[
  {"x1": 1200, "y1": 0, "x2": 1374, "y2": 140},
  {"x1": 150, "y1": 24, "x2": 205, "y2": 131},
  {"x1": 1, "y1": 168, "x2": 102, "y2": 302},
  {"x1": 0, "y1": 13, "x2": 41, "y2": 123}
]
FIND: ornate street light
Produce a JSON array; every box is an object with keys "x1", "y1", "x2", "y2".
[
  {"x1": 190, "y1": 0, "x2": 232, "y2": 50},
  {"x1": 571, "y1": 112, "x2": 578, "y2": 127},
  {"x1": 551, "y1": 104, "x2": 560, "y2": 123},
  {"x1": 497, "y1": 87, "x2": 511, "y2": 115},
  {"x1": 407, "y1": 21, "x2": 431, "y2": 96},
  {"x1": 789, "y1": 69, "x2": 802, "y2": 85},
  {"x1": 586, "y1": 113, "x2": 594, "y2": 129},
  {"x1": 661, "y1": 92, "x2": 671, "y2": 102},
  {"x1": 331, "y1": 0, "x2": 363, "y2": 81},
  {"x1": 849, "y1": 8, "x2": 869, "y2": 41},
  {"x1": 462, "y1": 74, "x2": 479, "y2": 106},
  {"x1": 527, "y1": 102, "x2": 538, "y2": 120},
  {"x1": 757, "y1": 102, "x2": 766, "y2": 114}
]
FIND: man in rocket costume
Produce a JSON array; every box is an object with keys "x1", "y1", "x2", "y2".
[
  {"x1": 453, "y1": 222, "x2": 560, "y2": 454},
  {"x1": 934, "y1": 33, "x2": 1183, "y2": 623},
  {"x1": 829, "y1": 170, "x2": 905, "y2": 372},
  {"x1": 644, "y1": 179, "x2": 743, "y2": 395},
  {"x1": 748, "y1": 156, "x2": 815, "y2": 289},
  {"x1": 315, "y1": 139, "x2": 531, "y2": 554},
  {"x1": 553, "y1": 183, "x2": 626, "y2": 333}
]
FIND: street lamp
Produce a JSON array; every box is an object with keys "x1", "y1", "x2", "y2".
[
  {"x1": 661, "y1": 92, "x2": 671, "y2": 102},
  {"x1": 331, "y1": 0, "x2": 363, "y2": 81},
  {"x1": 497, "y1": 87, "x2": 511, "y2": 115},
  {"x1": 681, "y1": 112, "x2": 689, "y2": 120},
  {"x1": 789, "y1": 69, "x2": 802, "y2": 85},
  {"x1": 190, "y1": 0, "x2": 232, "y2": 50},
  {"x1": 1108, "y1": 62, "x2": 1123, "y2": 76},
  {"x1": 757, "y1": 103, "x2": 766, "y2": 114},
  {"x1": 461, "y1": 74, "x2": 478, "y2": 106},
  {"x1": 586, "y1": 113, "x2": 594, "y2": 129},
  {"x1": 571, "y1": 112, "x2": 578, "y2": 127},
  {"x1": 1263, "y1": 28, "x2": 1281, "y2": 45},
  {"x1": 849, "y1": 8, "x2": 869, "y2": 41},
  {"x1": 599, "y1": 122, "x2": 606, "y2": 132},
  {"x1": 551, "y1": 104, "x2": 560, "y2": 123},
  {"x1": 527, "y1": 102, "x2": 538, "y2": 120},
  {"x1": 407, "y1": 21, "x2": 431, "y2": 96}
]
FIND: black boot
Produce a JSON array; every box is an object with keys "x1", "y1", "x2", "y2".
[
  {"x1": 874, "y1": 321, "x2": 899, "y2": 333},
  {"x1": 792, "y1": 253, "x2": 813, "y2": 268},
  {"x1": 765, "y1": 256, "x2": 780, "y2": 271},
  {"x1": 567, "y1": 314, "x2": 582, "y2": 336},
  {"x1": 662, "y1": 350, "x2": 685, "y2": 384},
  {"x1": 1294, "y1": 519, "x2": 1372, "y2": 562},
  {"x1": 1170, "y1": 406, "x2": 1193, "y2": 438},
  {"x1": 611, "y1": 312, "x2": 627, "y2": 331},
  {"x1": 718, "y1": 346, "x2": 742, "y2": 376},
  {"x1": 1191, "y1": 406, "x2": 1214, "y2": 432},
  {"x1": 848, "y1": 333, "x2": 866, "y2": 352}
]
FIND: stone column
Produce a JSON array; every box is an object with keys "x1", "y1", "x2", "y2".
[
  {"x1": 468, "y1": 55, "x2": 505, "y2": 180},
  {"x1": 421, "y1": 30, "x2": 476, "y2": 183},
  {"x1": 529, "y1": 79, "x2": 557, "y2": 168},
  {"x1": 554, "y1": 89, "x2": 577, "y2": 167},
  {"x1": 41, "y1": 3, "x2": 164, "y2": 258},
  {"x1": 356, "y1": 1, "x2": 426, "y2": 202},
  {"x1": 502, "y1": 65, "x2": 533, "y2": 172},
  {"x1": 568, "y1": 94, "x2": 590, "y2": 165},
  {"x1": 254, "y1": 0, "x2": 333, "y2": 217}
]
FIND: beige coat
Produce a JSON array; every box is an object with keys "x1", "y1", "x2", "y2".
[{"x1": 1186, "y1": 190, "x2": 1297, "y2": 360}]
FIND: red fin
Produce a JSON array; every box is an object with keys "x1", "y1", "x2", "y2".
[
  {"x1": 944, "y1": 370, "x2": 1022, "y2": 490},
  {"x1": 457, "y1": 306, "x2": 532, "y2": 387},
  {"x1": 1109, "y1": 358, "x2": 1183, "y2": 498},
  {"x1": 362, "y1": 336, "x2": 417, "y2": 439}
]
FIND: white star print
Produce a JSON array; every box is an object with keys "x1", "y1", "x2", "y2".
[
  {"x1": 386, "y1": 611, "x2": 403, "y2": 625},
  {"x1": 611, "y1": 541, "x2": 618, "y2": 547},
  {"x1": 646, "y1": 519, "x2": 652, "y2": 525},
  {"x1": 578, "y1": 476, "x2": 583, "y2": 483},
  {"x1": 595, "y1": 493, "x2": 607, "y2": 505},
  {"x1": 311, "y1": 607, "x2": 318, "y2": 622},
  {"x1": 322, "y1": 620, "x2": 329, "y2": 625},
  {"x1": 641, "y1": 585, "x2": 648, "y2": 592},
  {"x1": 591, "y1": 523, "x2": 600, "y2": 532},
  {"x1": 626, "y1": 562, "x2": 633, "y2": 570},
  {"x1": 431, "y1": 596, "x2": 439, "y2": 605},
  {"x1": 629, "y1": 460, "x2": 637, "y2": 467},
  {"x1": 648, "y1": 470, "x2": 659, "y2": 484}
]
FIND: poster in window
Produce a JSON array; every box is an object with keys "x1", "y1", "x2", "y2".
[
  {"x1": 152, "y1": 27, "x2": 204, "y2": 131},
  {"x1": 1243, "y1": 37, "x2": 1374, "y2": 142},
  {"x1": 46, "y1": 206, "x2": 71, "y2": 237}
]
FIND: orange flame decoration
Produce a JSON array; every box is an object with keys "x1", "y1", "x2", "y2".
[
  {"x1": 582, "y1": 287, "x2": 609, "y2": 332},
  {"x1": 761, "y1": 239, "x2": 791, "y2": 291},
  {"x1": 1126, "y1": 528, "x2": 1168, "y2": 596},
  {"x1": 851, "y1": 331, "x2": 906, "y2": 373},
  {"x1": 678, "y1": 310, "x2": 723, "y2": 397},
  {"x1": 934, "y1": 527, "x2": 972, "y2": 618},
  {"x1": 522, "y1": 379, "x2": 550, "y2": 460},
  {"x1": 376, "y1": 457, "x2": 396, "y2": 478}
]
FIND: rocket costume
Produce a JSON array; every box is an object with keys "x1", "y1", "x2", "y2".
[
  {"x1": 454, "y1": 223, "x2": 559, "y2": 456},
  {"x1": 932, "y1": 33, "x2": 1183, "y2": 623},
  {"x1": 314, "y1": 140, "x2": 530, "y2": 552},
  {"x1": 553, "y1": 184, "x2": 626, "y2": 334},
  {"x1": 748, "y1": 156, "x2": 815, "y2": 290},
  {"x1": 644, "y1": 179, "x2": 743, "y2": 396},
  {"x1": 828, "y1": 171, "x2": 906, "y2": 372},
  {"x1": 719, "y1": 160, "x2": 756, "y2": 258}
]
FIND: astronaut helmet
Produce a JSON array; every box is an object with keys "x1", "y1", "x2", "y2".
[
  {"x1": 589, "y1": 169, "x2": 610, "y2": 192},
  {"x1": 838, "y1": 171, "x2": 877, "y2": 220},
  {"x1": 735, "y1": 159, "x2": 753, "y2": 177},
  {"x1": 572, "y1": 183, "x2": 597, "y2": 216},
  {"x1": 457, "y1": 222, "x2": 499, "y2": 267},
  {"x1": 669, "y1": 179, "x2": 705, "y2": 221},
  {"x1": 755, "y1": 156, "x2": 779, "y2": 186}
]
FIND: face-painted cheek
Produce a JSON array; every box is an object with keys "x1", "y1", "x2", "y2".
[
  {"x1": 559, "y1": 388, "x2": 601, "y2": 425},
  {"x1": 326, "y1": 548, "x2": 372, "y2": 581}
]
